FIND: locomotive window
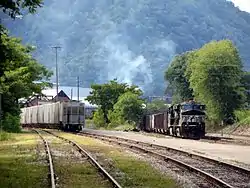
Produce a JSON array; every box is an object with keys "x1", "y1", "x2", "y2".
[
  {"x1": 193, "y1": 105, "x2": 200, "y2": 110},
  {"x1": 182, "y1": 104, "x2": 206, "y2": 111},
  {"x1": 193, "y1": 105, "x2": 206, "y2": 110},
  {"x1": 181, "y1": 104, "x2": 193, "y2": 110}
]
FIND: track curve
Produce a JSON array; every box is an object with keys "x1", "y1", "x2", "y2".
[{"x1": 79, "y1": 131, "x2": 250, "y2": 188}]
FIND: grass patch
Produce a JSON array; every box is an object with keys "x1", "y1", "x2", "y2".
[
  {"x1": 49, "y1": 136, "x2": 111, "y2": 188},
  {"x1": 235, "y1": 110, "x2": 250, "y2": 126},
  {"x1": 109, "y1": 123, "x2": 135, "y2": 131},
  {"x1": 0, "y1": 131, "x2": 48, "y2": 188},
  {"x1": 85, "y1": 119, "x2": 96, "y2": 129},
  {"x1": 55, "y1": 131, "x2": 180, "y2": 188},
  {"x1": 54, "y1": 159, "x2": 111, "y2": 188},
  {"x1": 0, "y1": 131, "x2": 12, "y2": 141},
  {"x1": 109, "y1": 151, "x2": 178, "y2": 188},
  {"x1": 85, "y1": 119, "x2": 137, "y2": 132}
]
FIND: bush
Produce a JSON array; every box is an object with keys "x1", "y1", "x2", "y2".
[
  {"x1": 111, "y1": 92, "x2": 144, "y2": 124},
  {"x1": 0, "y1": 131, "x2": 11, "y2": 141},
  {"x1": 93, "y1": 109, "x2": 107, "y2": 127},
  {"x1": 234, "y1": 110, "x2": 250, "y2": 125},
  {"x1": 108, "y1": 110, "x2": 125, "y2": 128},
  {"x1": 1, "y1": 113, "x2": 21, "y2": 133}
]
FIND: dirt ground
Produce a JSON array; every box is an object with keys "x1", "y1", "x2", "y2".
[
  {"x1": 82, "y1": 128, "x2": 250, "y2": 166},
  {"x1": 231, "y1": 126, "x2": 250, "y2": 136},
  {"x1": 211, "y1": 124, "x2": 250, "y2": 137}
]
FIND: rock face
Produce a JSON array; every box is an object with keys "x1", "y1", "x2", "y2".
[{"x1": 3, "y1": 0, "x2": 250, "y2": 95}]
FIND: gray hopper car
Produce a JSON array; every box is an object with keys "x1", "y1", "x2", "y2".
[{"x1": 20, "y1": 101, "x2": 85, "y2": 132}]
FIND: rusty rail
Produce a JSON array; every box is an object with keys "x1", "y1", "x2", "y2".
[
  {"x1": 80, "y1": 132, "x2": 250, "y2": 188},
  {"x1": 43, "y1": 130, "x2": 122, "y2": 188},
  {"x1": 81, "y1": 132, "x2": 250, "y2": 175},
  {"x1": 33, "y1": 129, "x2": 56, "y2": 188}
]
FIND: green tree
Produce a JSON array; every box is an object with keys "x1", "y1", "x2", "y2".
[
  {"x1": 165, "y1": 52, "x2": 194, "y2": 103},
  {"x1": 146, "y1": 99, "x2": 168, "y2": 112},
  {"x1": 86, "y1": 79, "x2": 143, "y2": 124},
  {"x1": 0, "y1": 32, "x2": 52, "y2": 131},
  {"x1": 93, "y1": 108, "x2": 106, "y2": 127},
  {"x1": 0, "y1": 0, "x2": 50, "y2": 132},
  {"x1": 109, "y1": 92, "x2": 144, "y2": 126},
  {"x1": 241, "y1": 72, "x2": 250, "y2": 106},
  {"x1": 0, "y1": 0, "x2": 43, "y2": 19},
  {"x1": 186, "y1": 40, "x2": 245, "y2": 123}
]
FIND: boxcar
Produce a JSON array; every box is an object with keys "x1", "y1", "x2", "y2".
[{"x1": 20, "y1": 101, "x2": 85, "y2": 132}]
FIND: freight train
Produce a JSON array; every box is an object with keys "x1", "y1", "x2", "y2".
[
  {"x1": 20, "y1": 101, "x2": 85, "y2": 132},
  {"x1": 139, "y1": 100, "x2": 206, "y2": 139}
]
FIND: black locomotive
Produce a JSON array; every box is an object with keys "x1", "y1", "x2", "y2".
[{"x1": 139, "y1": 100, "x2": 206, "y2": 139}]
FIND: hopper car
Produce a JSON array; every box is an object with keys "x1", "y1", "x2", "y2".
[
  {"x1": 20, "y1": 101, "x2": 85, "y2": 132},
  {"x1": 139, "y1": 100, "x2": 206, "y2": 139}
]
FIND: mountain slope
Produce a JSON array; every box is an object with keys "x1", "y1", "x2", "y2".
[{"x1": 2, "y1": 0, "x2": 250, "y2": 95}]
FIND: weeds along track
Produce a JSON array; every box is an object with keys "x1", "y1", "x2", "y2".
[
  {"x1": 42, "y1": 129, "x2": 122, "y2": 188},
  {"x1": 201, "y1": 135, "x2": 250, "y2": 146},
  {"x1": 33, "y1": 129, "x2": 56, "y2": 188},
  {"x1": 79, "y1": 132, "x2": 250, "y2": 188}
]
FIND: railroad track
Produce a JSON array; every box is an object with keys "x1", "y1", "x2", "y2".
[
  {"x1": 33, "y1": 129, "x2": 56, "y2": 188},
  {"x1": 79, "y1": 132, "x2": 250, "y2": 188},
  {"x1": 140, "y1": 131, "x2": 250, "y2": 146},
  {"x1": 42, "y1": 129, "x2": 122, "y2": 188}
]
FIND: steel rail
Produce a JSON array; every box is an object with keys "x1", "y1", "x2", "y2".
[
  {"x1": 80, "y1": 132, "x2": 250, "y2": 188},
  {"x1": 33, "y1": 129, "x2": 56, "y2": 188},
  {"x1": 43, "y1": 130, "x2": 122, "y2": 188},
  {"x1": 80, "y1": 132, "x2": 250, "y2": 175}
]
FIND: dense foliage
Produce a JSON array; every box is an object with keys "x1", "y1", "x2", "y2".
[
  {"x1": 188, "y1": 40, "x2": 245, "y2": 123},
  {"x1": 86, "y1": 80, "x2": 144, "y2": 127},
  {"x1": 0, "y1": 0, "x2": 43, "y2": 18},
  {"x1": 165, "y1": 40, "x2": 246, "y2": 124},
  {"x1": 146, "y1": 99, "x2": 169, "y2": 112},
  {"x1": 0, "y1": 31, "x2": 52, "y2": 115},
  {"x1": 92, "y1": 108, "x2": 106, "y2": 128},
  {"x1": 0, "y1": 0, "x2": 51, "y2": 132},
  {"x1": 3, "y1": 0, "x2": 250, "y2": 95},
  {"x1": 108, "y1": 92, "x2": 144, "y2": 126},
  {"x1": 164, "y1": 52, "x2": 194, "y2": 103}
]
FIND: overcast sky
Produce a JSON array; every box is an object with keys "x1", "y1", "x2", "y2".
[{"x1": 229, "y1": 0, "x2": 250, "y2": 13}]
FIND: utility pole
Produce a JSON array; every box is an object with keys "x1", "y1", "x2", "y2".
[
  {"x1": 51, "y1": 46, "x2": 61, "y2": 102},
  {"x1": 77, "y1": 76, "x2": 80, "y2": 102},
  {"x1": 70, "y1": 88, "x2": 73, "y2": 101}
]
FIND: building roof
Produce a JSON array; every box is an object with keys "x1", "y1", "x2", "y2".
[
  {"x1": 42, "y1": 86, "x2": 97, "y2": 107},
  {"x1": 42, "y1": 86, "x2": 92, "y2": 99}
]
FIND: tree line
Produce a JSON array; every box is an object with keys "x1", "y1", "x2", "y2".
[
  {"x1": 165, "y1": 40, "x2": 248, "y2": 125},
  {"x1": 86, "y1": 40, "x2": 248, "y2": 128},
  {"x1": 86, "y1": 79, "x2": 145, "y2": 129},
  {"x1": 0, "y1": 0, "x2": 51, "y2": 132}
]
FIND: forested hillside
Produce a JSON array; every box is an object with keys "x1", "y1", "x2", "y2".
[{"x1": 2, "y1": 0, "x2": 250, "y2": 95}]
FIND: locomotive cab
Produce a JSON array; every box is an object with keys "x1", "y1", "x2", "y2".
[
  {"x1": 179, "y1": 102, "x2": 206, "y2": 138},
  {"x1": 168, "y1": 101, "x2": 206, "y2": 139}
]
